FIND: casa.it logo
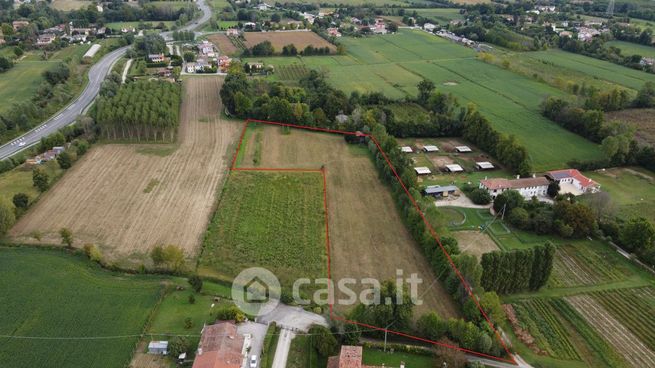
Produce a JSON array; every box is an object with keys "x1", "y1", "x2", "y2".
[{"x1": 231, "y1": 267, "x2": 281, "y2": 316}]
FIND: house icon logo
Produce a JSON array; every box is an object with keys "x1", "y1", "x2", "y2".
[{"x1": 232, "y1": 267, "x2": 281, "y2": 316}]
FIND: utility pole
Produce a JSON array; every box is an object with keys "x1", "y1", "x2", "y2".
[{"x1": 383, "y1": 321, "x2": 395, "y2": 352}]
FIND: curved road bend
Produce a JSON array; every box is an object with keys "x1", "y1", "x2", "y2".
[{"x1": 0, "y1": 0, "x2": 211, "y2": 161}]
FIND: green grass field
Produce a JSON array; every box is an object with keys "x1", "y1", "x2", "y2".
[
  {"x1": 605, "y1": 41, "x2": 655, "y2": 58},
  {"x1": 0, "y1": 247, "x2": 163, "y2": 368},
  {"x1": 585, "y1": 167, "x2": 655, "y2": 223},
  {"x1": 286, "y1": 335, "x2": 328, "y2": 368},
  {"x1": 0, "y1": 160, "x2": 63, "y2": 205},
  {"x1": 362, "y1": 348, "x2": 434, "y2": 367},
  {"x1": 406, "y1": 8, "x2": 465, "y2": 23},
  {"x1": 105, "y1": 21, "x2": 176, "y2": 30},
  {"x1": 199, "y1": 171, "x2": 327, "y2": 288},
  {"x1": 525, "y1": 49, "x2": 655, "y2": 91},
  {"x1": 0, "y1": 62, "x2": 56, "y2": 114},
  {"x1": 249, "y1": 30, "x2": 604, "y2": 170}
]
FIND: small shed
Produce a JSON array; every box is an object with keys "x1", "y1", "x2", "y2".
[
  {"x1": 475, "y1": 161, "x2": 494, "y2": 170},
  {"x1": 148, "y1": 341, "x2": 168, "y2": 355},
  {"x1": 414, "y1": 166, "x2": 432, "y2": 175},
  {"x1": 401, "y1": 146, "x2": 413, "y2": 153},
  {"x1": 445, "y1": 164, "x2": 464, "y2": 173},
  {"x1": 423, "y1": 145, "x2": 439, "y2": 153},
  {"x1": 455, "y1": 145, "x2": 472, "y2": 153},
  {"x1": 424, "y1": 185, "x2": 458, "y2": 197}
]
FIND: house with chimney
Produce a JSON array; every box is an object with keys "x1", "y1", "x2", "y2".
[{"x1": 192, "y1": 321, "x2": 246, "y2": 368}]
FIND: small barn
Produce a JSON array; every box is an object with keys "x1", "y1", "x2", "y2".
[
  {"x1": 475, "y1": 162, "x2": 494, "y2": 170},
  {"x1": 400, "y1": 146, "x2": 413, "y2": 153},
  {"x1": 423, "y1": 145, "x2": 439, "y2": 153},
  {"x1": 445, "y1": 164, "x2": 464, "y2": 173},
  {"x1": 148, "y1": 341, "x2": 168, "y2": 355},
  {"x1": 455, "y1": 145, "x2": 472, "y2": 153},
  {"x1": 424, "y1": 185, "x2": 457, "y2": 198},
  {"x1": 414, "y1": 167, "x2": 432, "y2": 175}
]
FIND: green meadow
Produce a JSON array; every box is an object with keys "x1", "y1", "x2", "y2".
[
  {"x1": 605, "y1": 40, "x2": 655, "y2": 58},
  {"x1": 0, "y1": 247, "x2": 163, "y2": 368},
  {"x1": 248, "y1": 30, "x2": 604, "y2": 170}
]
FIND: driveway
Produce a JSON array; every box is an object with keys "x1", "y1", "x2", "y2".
[
  {"x1": 256, "y1": 304, "x2": 328, "y2": 332},
  {"x1": 270, "y1": 329, "x2": 295, "y2": 368},
  {"x1": 237, "y1": 321, "x2": 268, "y2": 366},
  {"x1": 434, "y1": 195, "x2": 491, "y2": 209}
]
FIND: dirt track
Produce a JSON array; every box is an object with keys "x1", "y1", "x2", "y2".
[
  {"x1": 10, "y1": 77, "x2": 240, "y2": 265},
  {"x1": 239, "y1": 125, "x2": 459, "y2": 319}
]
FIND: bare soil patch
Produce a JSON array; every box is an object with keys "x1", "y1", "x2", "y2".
[
  {"x1": 10, "y1": 77, "x2": 241, "y2": 266},
  {"x1": 238, "y1": 125, "x2": 459, "y2": 319},
  {"x1": 243, "y1": 31, "x2": 336, "y2": 53},
  {"x1": 606, "y1": 108, "x2": 655, "y2": 146},
  {"x1": 453, "y1": 230, "x2": 499, "y2": 260},
  {"x1": 566, "y1": 295, "x2": 655, "y2": 368},
  {"x1": 207, "y1": 33, "x2": 239, "y2": 56}
]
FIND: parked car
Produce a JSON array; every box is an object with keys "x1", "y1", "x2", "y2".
[{"x1": 250, "y1": 355, "x2": 258, "y2": 368}]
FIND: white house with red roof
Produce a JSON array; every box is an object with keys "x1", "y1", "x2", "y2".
[
  {"x1": 479, "y1": 176, "x2": 549, "y2": 199},
  {"x1": 546, "y1": 169, "x2": 600, "y2": 195}
]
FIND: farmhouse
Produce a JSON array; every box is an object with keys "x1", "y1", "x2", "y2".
[
  {"x1": 455, "y1": 145, "x2": 472, "y2": 153},
  {"x1": 226, "y1": 28, "x2": 240, "y2": 36},
  {"x1": 148, "y1": 341, "x2": 168, "y2": 355},
  {"x1": 192, "y1": 321, "x2": 245, "y2": 368},
  {"x1": 327, "y1": 27, "x2": 342, "y2": 37},
  {"x1": 424, "y1": 185, "x2": 458, "y2": 198},
  {"x1": 414, "y1": 166, "x2": 432, "y2": 175},
  {"x1": 546, "y1": 169, "x2": 600, "y2": 195},
  {"x1": 400, "y1": 146, "x2": 413, "y2": 153},
  {"x1": 423, "y1": 145, "x2": 439, "y2": 152},
  {"x1": 479, "y1": 176, "x2": 549, "y2": 199},
  {"x1": 445, "y1": 164, "x2": 464, "y2": 173},
  {"x1": 198, "y1": 40, "x2": 216, "y2": 57},
  {"x1": 475, "y1": 161, "x2": 494, "y2": 170}
]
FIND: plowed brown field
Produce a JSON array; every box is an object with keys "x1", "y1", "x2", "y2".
[
  {"x1": 243, "y1": 31, "x2": 335, "y2": 52},
  {"x1": 10, "y1": 77, "x2": 240, "y2": 266}
]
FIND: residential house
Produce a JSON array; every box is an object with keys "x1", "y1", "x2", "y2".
[
  {"x1": 226, "y1": 28, "x2": 240, "y2": 36},
  {"x1": 559, "y1": 30, "x2": 573, "y2": 38},
  {"x1": 641, "y1": 57, "x2": 655, "y2": 67},
  {"x1": 423, "y1": 23, "x2": 437, "y2": 32},
  {"x1": 479, "y1": 176, "x2": 550, "y2": 199},
  {"x1": 327, "y1": 27, "x2": 341, "y2": 37},
  {"x1": 244, "y1": 22, "x2": 257, "y2": 30},
  {"x1": 536, "y1": 5, "x2": 557, "y2": 12},
  {"x1": 186, "y1": 62, "x2": 196, "y2": 73},
  {"x1": 37, "y1": 34, "x2": 56, "y2": 46},
  {"x1": 302, "y1": 12, "x2": 316, "y2": 24},
  {"x1": 191, "y1": 321, "x2": 245, "y2": 368},
  {"x1": 148, "y1": 53, "x2": 166, "y2": 63},
  {"x1": 577, "y1": 27, "x2": 600, "y2": 42},
  {"x1": 546, "y1": 169, "x2": 600, "y2": 195}
]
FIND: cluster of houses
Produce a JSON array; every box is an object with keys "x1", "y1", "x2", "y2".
[
  {"x1": 11, "y1": 20, "x2": 109, "y2": 47},
  {"x1": 183, "y1": 40, "x2": 231, "y2": 74},
  {"x1": 24, "y1": 146, "x2": 66, "y2": 167}
]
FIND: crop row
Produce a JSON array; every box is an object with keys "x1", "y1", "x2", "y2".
[
  {"x1": 277, "y1": 65, "x2": 310, "y2": 81},
  {"x1": 549, "y1": 298, "x2": 628, "y2": 368},
  {"x1": 592, "y1": 288, "x2": 655, "y2": 350},
  {"x1": 514, "y1": 299, "x2": 580, "y2": 360}
]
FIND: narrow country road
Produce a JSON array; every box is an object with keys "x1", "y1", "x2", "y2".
[
  {"x1": 0, "y1": 0, "x2": 211, "y2": 160},
  {"x1": 270, "y1": 329, "x2": 295, "y2": 368}
]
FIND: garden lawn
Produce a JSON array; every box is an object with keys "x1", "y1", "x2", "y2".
[
  {"x1": 0, "y1": 247, "x2": 163, "y2": 368},
  {"x1": 198, "y1": 171, "x2": 327, "y2": 288},
  {"x1": 0, "y1": 61, "x2": 56, "y2": 114},
  {"x1": 362, "y1": 347, "x2": 434, "y2": 367},
  {"x1": 286, "y1": 335, "x2": 328, "y2": 368}
]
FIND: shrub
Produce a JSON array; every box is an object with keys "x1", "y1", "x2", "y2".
[
  {"x1": 12, "y1": 193, "x2": 29, "y2": 209},
  {"x1": 468, "y1": 188, "x2": 491, "y2": 205},
  {"x1": 83, "y1": 244, "x2": 103, "y2": 263},
  {"x1": 168, "y1": 336, "x2": 190, "y2": 358},
  {"x1": 188, "y1": 275, "x2": 203, "y2": 292},
  {"x1": 214, "y1": 305, "x2": 246, "y2": 323}
]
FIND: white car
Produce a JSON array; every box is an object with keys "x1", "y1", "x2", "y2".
[
  {"x1": 250, "y1": 355, "x2": 258, "y2": 368},
  {"x1": 18, "y1": 142, "x2": 26, "y2": 147}
]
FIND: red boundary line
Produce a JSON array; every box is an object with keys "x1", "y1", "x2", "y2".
[{"x1": 230, "y1": 119, "x2": 517, "y2": 365}]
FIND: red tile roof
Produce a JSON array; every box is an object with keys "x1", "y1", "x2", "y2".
[
  {"x1": 192, "y1": 321, "x2": 244, "y2": 368},
  {"x1": 480, "y1": 177, "x2": 549, "y2": 190},
  {"x1": 547, "y1": 169, "x2": 599, "y2": 189}
]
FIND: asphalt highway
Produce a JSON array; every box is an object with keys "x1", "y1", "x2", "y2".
[{"x1": 0, "y1": 0, "x2": 210, "y2": 160}]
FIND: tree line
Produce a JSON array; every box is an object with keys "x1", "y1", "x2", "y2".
[
  {"x1": 95, "y1": 80, "x2": 181, "y2": 142},
  {"x1": 481, "y1": 243, "x2": 555, "y2": 294},
  {"x1": 241, "y1": 40, "x2": 333, "y2": 57}
]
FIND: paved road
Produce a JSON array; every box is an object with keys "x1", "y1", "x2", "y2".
[
  {"x1": 270, "y1": 329, "x2": 295, "y2": 368},
  {"x1": 237, "y1": 322, "x2": 268, "y2": 367},
  {"x1": 256, "y1": 304, "x2": 329, "y2": 332},
  {"x1": 0, "y1": 0, "x2": 210, "y2": 161}
]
